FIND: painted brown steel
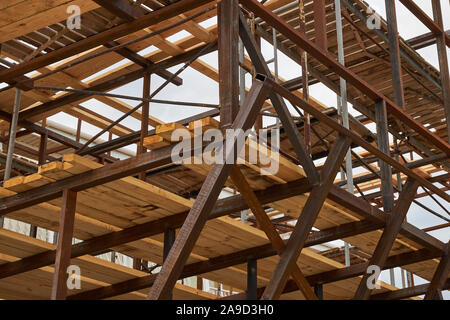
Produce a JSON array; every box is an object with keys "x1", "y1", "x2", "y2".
[
  {"x1": 353, "y1": 178, "x2": 419, "y2": 299},
  {"x1": 50, "y1": 189, "x2": 77, "y2": 300},
  {"x1": 147, "y1": 77, "x2": 273, "y2": 300}
]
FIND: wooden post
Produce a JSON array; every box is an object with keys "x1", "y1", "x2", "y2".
[
  {"x1": 163, "y1": 224, "x2": 176, "y2": 300},
  {"x1": 424, "y1": 242, "x2": 450, "y2": 300},
  {"x1": 51, "y1": 189, "x2": 77, "y2": 300}
]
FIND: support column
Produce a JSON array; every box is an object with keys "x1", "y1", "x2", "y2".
[
  {"x1": 375, "y1": 100, "x2": 394, "y2": 213},
  {"x1": 261, "y1": 135, "x2": 352, "y2": 300},
  {"x1": 0, "y1": 88, "x2": 21, "y2": 229},
  {"x1": 138, "y1": 72, "x2": 151, "y2": 181},
  {"x1": 163, "y1": 224, "x2": 176, "y2": 300},
  {"x1": 313, "y1": 0, "x2": 327, "y2": 52},
  {"x1": 384, "y1": 0, "x2": 405, "y2": 108},
  {"x1": 353, "y1": 178, "x2": 419, "y2": 299},
  {"x1": 314, "y1": 283, "x2": 323, "y2": 300},
  {"x1": 218, "y1": 0, "x2": 239, "y2": 129},
  {"x1": 147, "y1": 78, "x2": 272, "y2": 300},
  {"x1": 431, "y1": 0, "x2": 450, "y2": 142},
  {"x1": 51, "y1": 189, "x2": 77, "y2": 300},
  {"x1": 247, "y1": 258, "x2": 257, "y2": 300}
]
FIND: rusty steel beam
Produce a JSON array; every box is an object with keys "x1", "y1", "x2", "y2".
[
  {"x1": 261, "y1": 135, "x2": 352, "y2": 300},
  {"x1": 431, "y1": 0, "x2": 450, "y2": 143},
  {"x1": 238, "y1": 12, "x2": 319, "y2": 185},
  {"x1": 51, "y1": 189, "x2": 77, "y2": 300},
  {"x1": 239, "y1": 0, "x2": 450, "y2": 157},
  {"x1": 229, "y1": 166, "x2": 317, "y2": 300},
  {"x1": 68, "y1": 218, "x2": 386, "y2": 300},
  {"x1": 353, "y1": 178, "x2": 419, "y2": 300},
  {"x1": 313, "y1": 0, "x2": 327, "y2": 52},
  {"x1": 384, "y1": 0, "x2": 405, "y2": 108},
  {"x1": 371, "y1": 279, "x2": 450, "y2": 300},
  {"x1": 18, "y1": 43, "x2": 216, "y2": 121},
  {"x1": 218, "y1": 0, "x2": 239, "y2": 128},
  {"x1": 424, "y1": 242, "x2": 450, "y2": 300},
  {"x1": 265, "y1": 77, "x2": 450, "y2": 203},
  {"x1": 398, "y1": 0, "x2": 450, "y2": 47},
  {"x1": 147, "y1": 76, "x2": 273, "y2": 300}
]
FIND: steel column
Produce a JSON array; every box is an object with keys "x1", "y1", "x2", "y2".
[
  {"x1": 51, "y1": 189, "x2": 77, "y2": 300},
  {"x1": 247, "y1": 258, "x2": 257, "y2": 300},
  {"x1": 147, "y1": 77, "x2": 272, "y2": 300},
  {"x1": 218, "y1": 0, "x2": 239, "y2": 128},
  {"x1": 431, "y1": 0, "x2": 450, "y2": 143}
]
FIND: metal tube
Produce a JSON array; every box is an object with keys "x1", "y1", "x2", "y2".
[
  {"x1": 3, "y1": 89, "x2": 21, "y2": 183},
  {"x1": 335, "y1": 0, "x2": 353, "y2": 267}
]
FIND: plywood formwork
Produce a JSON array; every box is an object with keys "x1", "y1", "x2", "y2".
[{"x1": 0, "y1": 0, "x2": 448, "y2": 300}]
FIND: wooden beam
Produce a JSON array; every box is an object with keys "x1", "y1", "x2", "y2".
[
  {"x1": 147, "y1": 76, "x2": 272, "y2": 300},
  {"x1": 261, "y1": 135, "x2": 352, "y2": 300},
  {"x1": 372, "y1": 278, "x2": 450, "y2": 300},
  {"x1": 229, "y1": 166, "x2": 317, "y2": 299},
  {"x1": 353, "y1": 178, "x2": 419, "y2": 300},
  {"x1": 51, "y1": 189, "x2": 77, "y2": 300}
]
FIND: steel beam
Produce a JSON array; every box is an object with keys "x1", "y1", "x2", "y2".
[
  {"x1": 229, "y1": 166, "x2": 317, "y2": 299},
  {"x1": 147, "y1": 77, "x2": 272, "y2": 300},
  {"x1": 353, "y1": 178, "x2": 419, "y2": 299},
  {"x1": 238, "y1": 12, "x2": 319, "y2": 185},
  {"x1": 218, "y1": 0, "x2": 239, "y2": 128},
  {"x1": 0, "y1": 0, "x2": 215, "y2": 83}
]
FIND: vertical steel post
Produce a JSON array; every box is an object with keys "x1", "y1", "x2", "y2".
[
  {"x1": 247, "y1": 258, "x2": 257, "y2": 300},
  {"x1": 4, "y1": 88, "x2": 21, "y2": 183},
  {"x1": 335, "y1": 0, "x2": 353, "y2": 267},
  {"x1": 138, "y1": 72, "x2": 151, "y2": 181},
  {"x1": 218, "y1": 0, "x2": 239, "y2": 129}
]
